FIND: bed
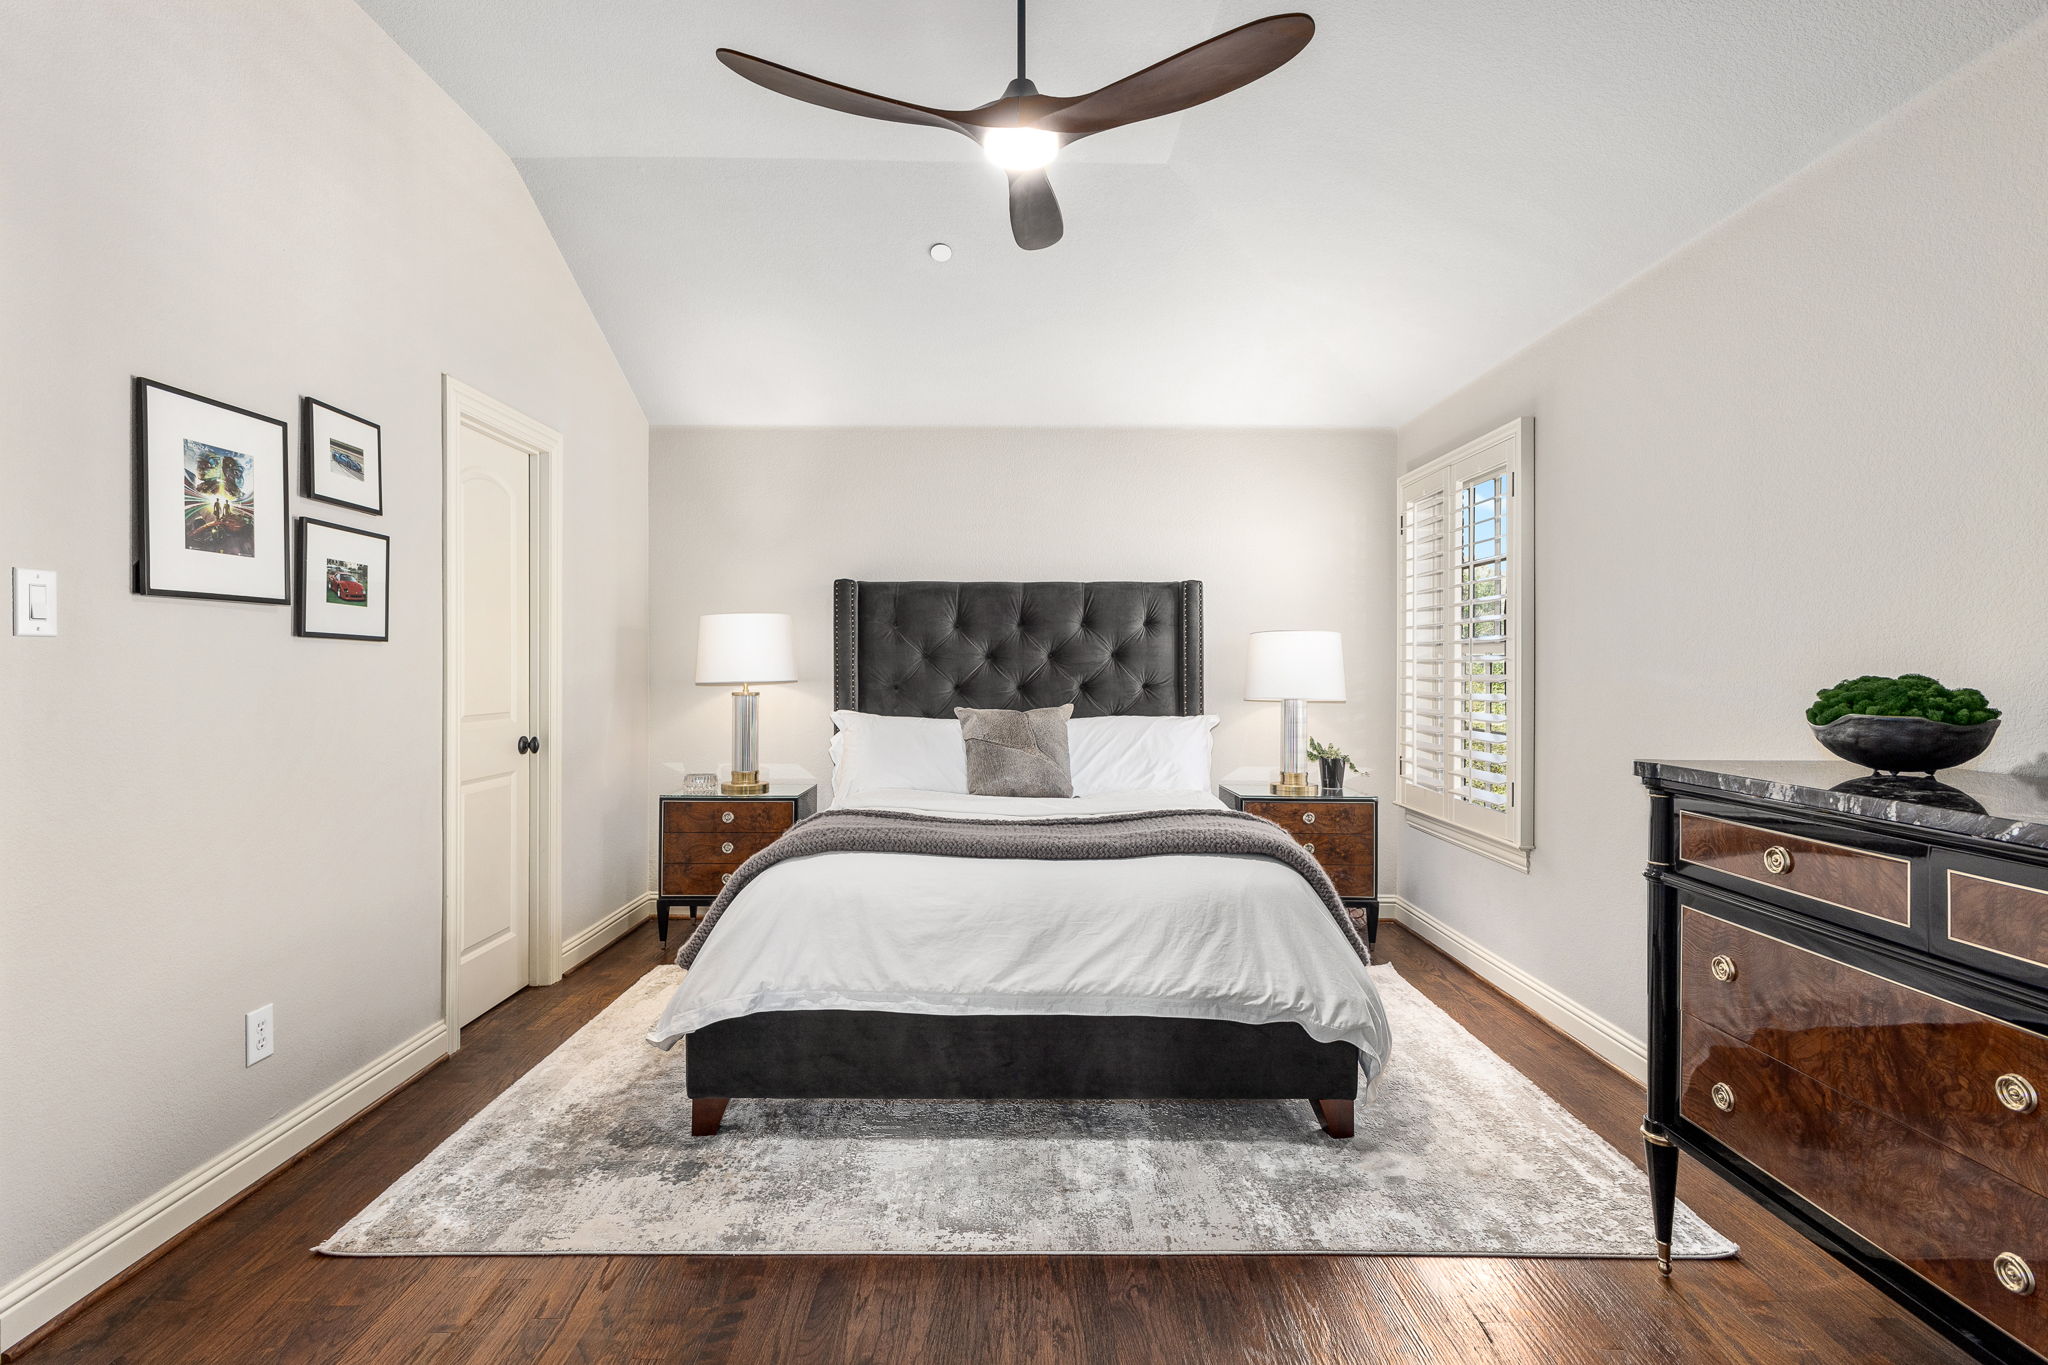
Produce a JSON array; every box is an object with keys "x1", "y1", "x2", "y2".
[{"x1": 651, "y1": 579, "x2": 1390, "y2": 1138}]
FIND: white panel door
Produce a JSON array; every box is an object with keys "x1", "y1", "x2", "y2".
[{"x1": 454, "y1": 421, "x2": 532, "y2": 1025}]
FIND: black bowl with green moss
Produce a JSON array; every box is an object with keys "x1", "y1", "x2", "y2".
[{"x1": 1807, "y1": 674, "x2": 2001, "y2": 776}]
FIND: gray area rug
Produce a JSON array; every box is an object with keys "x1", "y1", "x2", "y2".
[{"x1": 320, "y1": 965, "x2": 1733, "y2": 1258}]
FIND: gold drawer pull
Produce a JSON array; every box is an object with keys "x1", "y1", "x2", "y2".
[
  {"x1": 721, "y1": 811, "x2": 735, "y2": 824},
  {"x1": 1761, "y1": 845, "x2": 1794, "y2": 875},
  {"x1": 1997, "y1": 1073, "x2": 2039, "y2": 1114},
  {"x1": 1302, "y1": 811, "x2": 1316, "y2": 824},
  {"x1": 1996, "y1": 1252, "x2": 2036, "y2": 1296},
  {"x1": 719, "y1": 873, "x2": 732, "y2": 886},
  {"x1": 720, "y1": 841, "x2": 735, "y2": 855},
  {"x1": 1710, "y1": 1082, "x2": 1735, "y2": 1113},
  {"x1": 1709, "y1": 955, "x2": 1738, "y2": 983}
]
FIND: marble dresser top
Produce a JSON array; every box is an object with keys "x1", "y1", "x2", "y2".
[{"x1": 1635, "y1": 759, "x2": 2048, "y2": 854}]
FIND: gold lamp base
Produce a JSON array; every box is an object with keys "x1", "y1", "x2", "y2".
[
  {"x1": 1270, "y1": 771, "x2": 1317, "y2": 797},
  {"x1": 721, "y1": 770, "x2": 768, "y2": 796}
]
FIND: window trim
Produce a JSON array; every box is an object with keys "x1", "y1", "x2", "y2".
[
  {"x1": 1395, "y1": 417, "x2": 1534, "y2": 862},
  {"x1": 1405, "y1": 808, "x2": 1533, "y2": 872}
]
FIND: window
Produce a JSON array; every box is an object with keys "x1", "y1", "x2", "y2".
[{"x1": 1397, "y1": 418, "x2": 1533, "y2": 867}]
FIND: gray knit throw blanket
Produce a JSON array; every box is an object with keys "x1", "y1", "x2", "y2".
[{"x1": 673, "y1": 807, "x2": 1371, "y2": 970}]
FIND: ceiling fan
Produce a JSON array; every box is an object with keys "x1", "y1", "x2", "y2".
[{"x1": 715, "y1": 4, "x2": 1315, "y2": 251}]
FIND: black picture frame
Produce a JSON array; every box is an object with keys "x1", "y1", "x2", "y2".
[
  {"x1": 300, "y1": 396, "x2": 383, "y2": 514},
  {"x1": 294, "y1": 516, "x2": 391, "y2": 641},
  {"x1": 133, "y1": 377, "x2": 292, "y2": 603}
]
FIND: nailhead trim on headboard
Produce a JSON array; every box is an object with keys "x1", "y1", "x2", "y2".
[{"x1": 833, "y1": 577, "x2": 857, "y2": 712}]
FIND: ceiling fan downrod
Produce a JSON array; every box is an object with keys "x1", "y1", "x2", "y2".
[{"x1": 1004, "y1": 0, "x2": 1036, "y2": 100}]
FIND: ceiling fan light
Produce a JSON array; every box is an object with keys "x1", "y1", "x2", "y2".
[{"x1": 981, "y1": 126, "x2": 1060, "y2": 171}]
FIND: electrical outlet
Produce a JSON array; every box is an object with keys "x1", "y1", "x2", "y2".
[{"x1": 246, "y1": 1004, "x2": 274, "y2": 1066}]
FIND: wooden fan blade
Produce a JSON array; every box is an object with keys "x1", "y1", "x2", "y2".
[
  {"x1": 1007, "y1": 169, "x2": 1064, "y2": 251},
  {"x1": 1035, "y1": 13, "x2": 1314, "y2": 138},
  {"x1": 715, "y1": 49, "x2": 973, "y2": 136}
]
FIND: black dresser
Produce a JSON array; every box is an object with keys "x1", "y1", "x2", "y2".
[{"x1": 1639, "y1": 760, "x2": 2048, "y2": 1364}]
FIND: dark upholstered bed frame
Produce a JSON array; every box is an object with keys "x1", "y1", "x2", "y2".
[{"x1": 685, "y1": 580, "x2": 1360, "y2": 1138}]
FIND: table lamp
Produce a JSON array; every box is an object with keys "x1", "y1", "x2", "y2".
[
  {"x1": 1245, "y1": 630, "x2": 1346, "y2": 797},
  {"x1": 696, "y1": 613, "x2": 797, "y2": 796}
]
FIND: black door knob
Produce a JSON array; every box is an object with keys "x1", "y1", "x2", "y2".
[{"x1": 517, "y1": 735, "x2": 539, "y2": 755}]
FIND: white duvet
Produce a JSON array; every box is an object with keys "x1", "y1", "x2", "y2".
[{"x1": 647, "y1": 788, "x2": 1392, "y2": 1082}]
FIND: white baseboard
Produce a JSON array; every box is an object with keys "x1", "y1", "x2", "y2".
[
  {"x1": 1382, "y1": 895, "x2": 1648, "y2": 1082},
  {"x1": 560, "y1": 892, "x2": 655, "y2": 973},
  {"x1": 0, "y1": 1021, "x2": 449, "y2": 1356}
]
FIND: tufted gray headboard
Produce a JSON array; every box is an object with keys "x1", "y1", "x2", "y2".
[{"x1": 833, "y1": 580, "x2": 1204, "y2": 718}]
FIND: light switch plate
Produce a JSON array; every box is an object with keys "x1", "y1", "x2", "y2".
[{"x1": 12, "y1": 568, "x2": 56, "y2": 636}]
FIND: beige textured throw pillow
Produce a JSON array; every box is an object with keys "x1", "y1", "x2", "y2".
[{"x1": 956, "y1": 704, "x2": 1075, "y2": 798}]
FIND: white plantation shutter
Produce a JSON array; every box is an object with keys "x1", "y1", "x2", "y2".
[
  {"x1": 1397, "y1": 419, "x2": 1533, "y2": 858},
  {"x1": 1399, "y1": 485, "x2": 1449, "y2": 809},
  {"x1": 1453, "y1": 471, "x2": 1510, "y2": 817}
]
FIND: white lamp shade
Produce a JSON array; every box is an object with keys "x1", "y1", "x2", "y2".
[
  {"x1": 1245, "y1": 630, "x2": 1346, "y2": 701},
  {"x1": 695, "y1": 613, "x2": 797, "y2": 685}
]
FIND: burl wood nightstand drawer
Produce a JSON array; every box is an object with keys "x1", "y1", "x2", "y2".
[
  {"x1": 666, "y1": 829, "x2": 781, "y2": 866},
  {"x1": 1242, "y1": 800, "x2": 1375, "y2": 836},
  {"x1": 1296, "y1": 831, "x2": 1371, "y2": 865},
  {"x1": 1296, "y1": 833, "x2": 1375, "y2": 897},
  {"x1": 1678, "y1": 810, "x2": 1913, "y2": 927},
  {"x1": 1681, "y1": 1013, "x2": 2048, "y2": 1350},
  {"x1": 1323, "y1": 861, "x2": 1376, "y2": 899},
  {"x1": 1681, "y1": 905, "x2": 2048, "y2": 1198},
  {"x1": 661, "y1": 858, "x2": 743, "y2": 897},
  {"x1": 663, "y1": 801, "x2": 797, "y2": 834}
]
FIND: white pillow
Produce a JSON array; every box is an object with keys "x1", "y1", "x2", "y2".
[
  {"x1": 830, "y1": 711, "x2": 968, "y2": 800},
  {"x1": 1067, "y1": 714, "x2": 1219, "y2": 797}
]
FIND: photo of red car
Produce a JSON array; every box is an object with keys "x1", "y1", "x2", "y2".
[{"x1": 326, "y1": 561, "x2": 368, "y2": 605}]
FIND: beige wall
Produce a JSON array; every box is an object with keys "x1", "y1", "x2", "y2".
[
  {"x1": 649, "y1": 428, "x2": 1396, "y2": 822},
  {"x1": 0, "y1": 0, "x2": 649, "y2": 1298},
  {"x1": 1392, "y1": 20, "x2": 2048, "y2": 1051}
]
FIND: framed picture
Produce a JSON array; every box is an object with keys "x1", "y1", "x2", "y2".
[
  {"x1": 301, "y1": 396, "x2": 383, "y2": 514},
  {"x1": 133, "y1": 378, "x2": 290, "y2": 602},
  {"x1": 294, "y1": 517, "x2": 390, "y2": 641}
]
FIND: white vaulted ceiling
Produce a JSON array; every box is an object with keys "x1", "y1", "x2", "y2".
[{"x1": 359, "y1": 0, "x2": 2047, "y2": 426}]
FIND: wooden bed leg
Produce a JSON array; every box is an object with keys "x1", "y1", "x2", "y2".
[
  {"x1": 1311, "y1": 1098, "x2": 1354, "y2": 1139},
  {"x1": 691, "y1": 1097, "x2": 729, "y2": 1137}
]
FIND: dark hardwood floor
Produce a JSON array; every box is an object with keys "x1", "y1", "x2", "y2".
[{"x1": 16, "y1": 921, "x2": 1969, "y2": 1364}]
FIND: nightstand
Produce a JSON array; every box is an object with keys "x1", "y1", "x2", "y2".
[
  {"x1": 1219, "y1": 783, "x2": 1379, "y2": 945},
  {"x1": 657, "y1": 782, "x2": 817, "y2": 948}
]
